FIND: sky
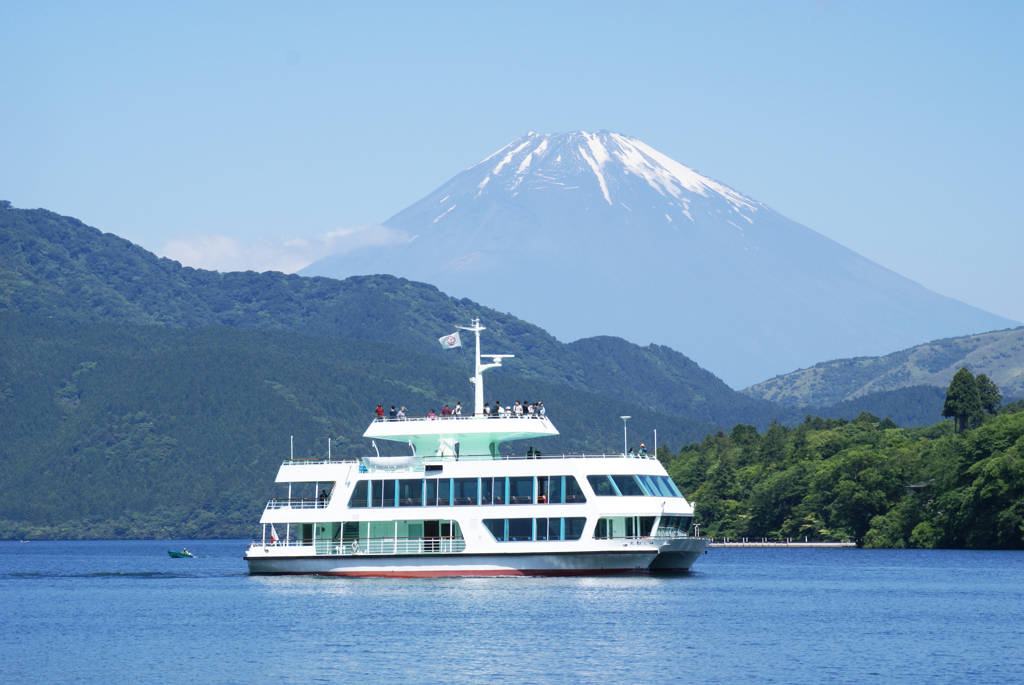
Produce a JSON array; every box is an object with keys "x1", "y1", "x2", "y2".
[{"x1": 2, "y1": 1, "x2": 1022, "y2": 324}]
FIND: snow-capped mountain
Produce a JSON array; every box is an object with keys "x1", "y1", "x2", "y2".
[{"x1": 301, "y1": 131, "x2": 1017, "y2": 389}]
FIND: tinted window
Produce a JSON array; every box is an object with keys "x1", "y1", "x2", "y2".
[
  {"x1": 509, "y1": 477, "x2": 533, "y2": 504},
  {"x1": 660, "y1": 476, "x2": 684, "y2": 498},
  {"x1": 547, "y1": 476, "x2": 562, "y2": 504},
  {"x1": 436, "y1": 478, "x2": 451, "y2": 506},
  {"x1": 348, "y1": 480, "x2": 368, "y2": 508},
  {"x1": 507, "y1": 518, "x2": 533, "y2": 541},
  {"x1": 536, "y1": 517, "x2": 550, "y2": 541},
  {"x1": 611, "y1": 475, "x2": 646, "y2": 497},
  {"x1": 382, "y1": 479, "x2": 396, "y2": 507},
  {"x1": 587, "y1": 475, "x2": 617, "y2": 497},
  {"x1": 454, "y1": 478, "x2": 478, "y2": 505},
  {"x1": 483, "y1": 519, "x2": 505, "y2": 541},
  {"x1": 493, "y1": 477, "x2": 506, "y2": 505},
  {"x1": 399, "y1": 479, "x2": 422, "y2": 506},
  {"x1": 566, "y1": 477, "x2": 587, "y2": 503},
  {"x1": 564, "y1": 517, "x2": 586, "y2": 540}
]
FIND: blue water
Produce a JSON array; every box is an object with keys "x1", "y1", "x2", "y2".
[{"x1": 1, "y1": 541, "x2": 1022, "y2": 684}]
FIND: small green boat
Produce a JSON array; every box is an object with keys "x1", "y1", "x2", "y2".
[{"x1": 168, "y1": 548, "x2": 194, "y2": 558}]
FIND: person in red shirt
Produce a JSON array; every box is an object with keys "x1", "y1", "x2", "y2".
[
  {"x1": 442, "y1": 405, "x2": 451, "y2": 417},
  {"x1": 375, "y1": 404, "x2": 384, "y2": 419}
]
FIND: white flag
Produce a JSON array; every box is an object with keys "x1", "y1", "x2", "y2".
[
  {"x1": 439, "y1": 332, "x2": 462, "y2": 349},
  {"x1": 270, "y1": 524, "x2": 279, "y2": 543}
]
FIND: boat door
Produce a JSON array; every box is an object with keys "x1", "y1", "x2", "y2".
[{"x1": 425, "y1": 520, "x2": 440, "y2": 552}]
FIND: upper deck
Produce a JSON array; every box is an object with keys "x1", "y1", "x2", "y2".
[{"x1": 364, "y1": 413, "x2": 559, "y2": 459}]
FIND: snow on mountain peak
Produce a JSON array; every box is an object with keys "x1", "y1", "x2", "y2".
[{"x1": 468, "y1": 131, "x2": 758, "y2": 213}]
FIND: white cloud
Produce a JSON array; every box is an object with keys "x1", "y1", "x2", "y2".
[{"x1": 158, "y1": 224, "x2": 407, "y2": 274}]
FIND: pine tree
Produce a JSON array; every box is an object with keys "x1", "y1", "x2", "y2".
[
  {"x1": 976, "y1": 374, "x2": 1003, "y2": 415},
  {"x1": 942, "y1": 367, "x2": 982, "y2": 433}
]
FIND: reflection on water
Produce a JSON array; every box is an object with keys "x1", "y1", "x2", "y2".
[{"x1": 1, "y1": 541, "x2": 1022, "y2": 684}]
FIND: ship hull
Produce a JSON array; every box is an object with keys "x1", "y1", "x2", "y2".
[{"x1": 246, "y1": 550, "x2": 660, "y2": 577}]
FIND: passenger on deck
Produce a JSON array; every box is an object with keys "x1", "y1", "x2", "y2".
[
  {"x1": 388, "y1": 406, "x2": 397, "y2": 419},
  {"x1": 639, "y1": 443, "x2": 648, "y2": 457},
  {"x1": 454, "y1": 402, "x2": 462, "y2": 418},
  {"x1": 483, "y1": 402, "x2": 490, "y2": 417},
  {"x1": 442, "y1": 404, "x2": 451, "y2": 417},
  {"x1": 375, "y1": 404, "x2": 384, "y2": 419},
  {"x1": 428, "y1": 409, "x2": 437, "y2": 419},
  {"x1": 397, "y1": 406, "x2": 406, "y2": 420}
]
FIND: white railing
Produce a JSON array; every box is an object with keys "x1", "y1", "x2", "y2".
[
  {"x1": 312, "y1": 537, "x2": 466, "y2": 556},
  {"x1": 371, "y1": 414, "x2": 550, "y2": 423},
  {"x1": 282, "y1": 458, "x2": 359, "y2": 466},
  {"x1": 263, "y1": 498, "x2": 331, "y2": 511},
  {"x1": 248, "y1": 538, "x2": 467, "y2": 555}
]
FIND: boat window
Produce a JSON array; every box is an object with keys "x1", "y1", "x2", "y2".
[
  {"x1": 587, "y1": 475, "x2": 617, "y2": 497},
  {"x1": 482, "y1": 517, "x2": 588, "y2": 542},
  {"x1": 656, "y1": 515, "x2": 691, "y2": 537},
  {"x1": 348, "y1": 480, "x2": 368, "y2": 508},
  {"x1": 643, "y1": 475, "x2": 670, "y2": 497},
  {"x1": 610, "y1": 475, "x2": 646, "y2": 497},
  {"x1": 483, "y1": 519, "x2": 505, "y2": 541},
  {"x1": 454, "y1": 478, "x2": 478, "y2": 505},
  {"x1": 481, "y1": 477, "x2": 493, "y2": 504},
  {"x1": 564, "y1": 517, "x2": 586, "y2": 540},
  {"x1": 508, "y1": 518, "x2": 533, "y2": 541},
  {"x1": 546, "y1": 476, "x2": 561, "y2": 504},
  {"x1": 594, "y1": 516, "x2": 657, "y2": 538},
  {"x1": 399, "y1": 479, "x2": 422, "y2": 506},
  {"x1": 509, "y1": 476, "x2": 533, "y2": 504},
  {"x1": 435, "y1": 478, "x2": 451, "y2": 506},
  {"x1": 565, "y1": 477, "x2": 587, "y2": 503},
  {"x1": 660, "y1": 476, "x2": 684, "y2": 498},
  {"x1": 587, "y1": 474, "x2": 681, "y2": 498},
  {"x1": 536, "y1": 517, "x2": 551, "y2": 541},
  {"x1": 382, "y1": 479, "x2": 396, "y2": 507}
]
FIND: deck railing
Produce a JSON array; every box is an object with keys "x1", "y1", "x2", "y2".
[
  {"x1": 246, "y1": 538, "x2": 466, "y2": 555},
  {"x1": 263, "y1": 498, "x2": 331, "y2": 511}
]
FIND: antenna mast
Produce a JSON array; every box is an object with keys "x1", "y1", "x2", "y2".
[{"x1": 459, "y1": 318, "x2": 513, "y2": 416}]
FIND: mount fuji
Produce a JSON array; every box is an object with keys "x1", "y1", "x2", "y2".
[{"x1": 301, "y1": 131, "x2": 1017, "y2": 389}]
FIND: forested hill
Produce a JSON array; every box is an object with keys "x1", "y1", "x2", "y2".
[
  {"x1": 666, "y1": 407, "x2": 1024, "y2": 549},
  {"x1": 744, "y1": 327, "x2": 1024, "y2": 407},
  {"x1": 0, "y1": 312, "x2": 718, "y2": 540},
  {"x1": 0, "y1": 202, "x2": 789, "y2": 428}
]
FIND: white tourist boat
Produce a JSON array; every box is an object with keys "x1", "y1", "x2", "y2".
[{"x1": 245, "y1": 320, "x2": 708, "y2": 576}]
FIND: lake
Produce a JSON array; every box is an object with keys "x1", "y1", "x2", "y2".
[{"x1": 1, "y1": 541, "x2": 1021, "y2": 684}]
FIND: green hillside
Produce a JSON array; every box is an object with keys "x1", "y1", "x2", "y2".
[
  {"x1": 744, "y1": 328, "x2": 1024, "y2": 406},
  {"x1": 664, "y1": 408, "x2": 1024, "y2": 549},
  {"x1": 0, "y1": 312, "x2": 716, "y2": 540}
]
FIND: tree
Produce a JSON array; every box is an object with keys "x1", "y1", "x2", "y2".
[
  {"x1": 943, "y1": 367, "x2": 982, "y2": 433},
  {"x1": 976, "y1": 374, "x2": 1002, "y2": 415}
]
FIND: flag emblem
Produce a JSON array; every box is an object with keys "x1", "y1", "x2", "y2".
[{"x1": 439, "y1": 332, "x2": 462, "y2": 349}]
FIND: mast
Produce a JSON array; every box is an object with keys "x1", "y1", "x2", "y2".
[{"x1": 459, "y1": 318, "x2": 513, "y2": 416}]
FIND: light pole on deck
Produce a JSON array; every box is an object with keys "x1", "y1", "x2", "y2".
[{"x1": 620, "y1": 416, "x2": 630, "y2": 456}]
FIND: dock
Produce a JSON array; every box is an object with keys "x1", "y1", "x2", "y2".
[{"x1": 708, "y1": 540, "x2": 856, "y2": 548}]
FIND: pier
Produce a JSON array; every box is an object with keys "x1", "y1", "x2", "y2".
[{"x1": 708, "y1": 539, "x2": 856, "y2": 548}]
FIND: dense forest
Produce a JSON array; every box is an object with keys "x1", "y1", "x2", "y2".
[{"x1": 664, "y1": 402, "x2": 1024, "y2": 549}]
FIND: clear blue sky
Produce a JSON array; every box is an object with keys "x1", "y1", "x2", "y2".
[{"x1": 2, "y1": 1, "x2": 1022, "y2": 323}]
